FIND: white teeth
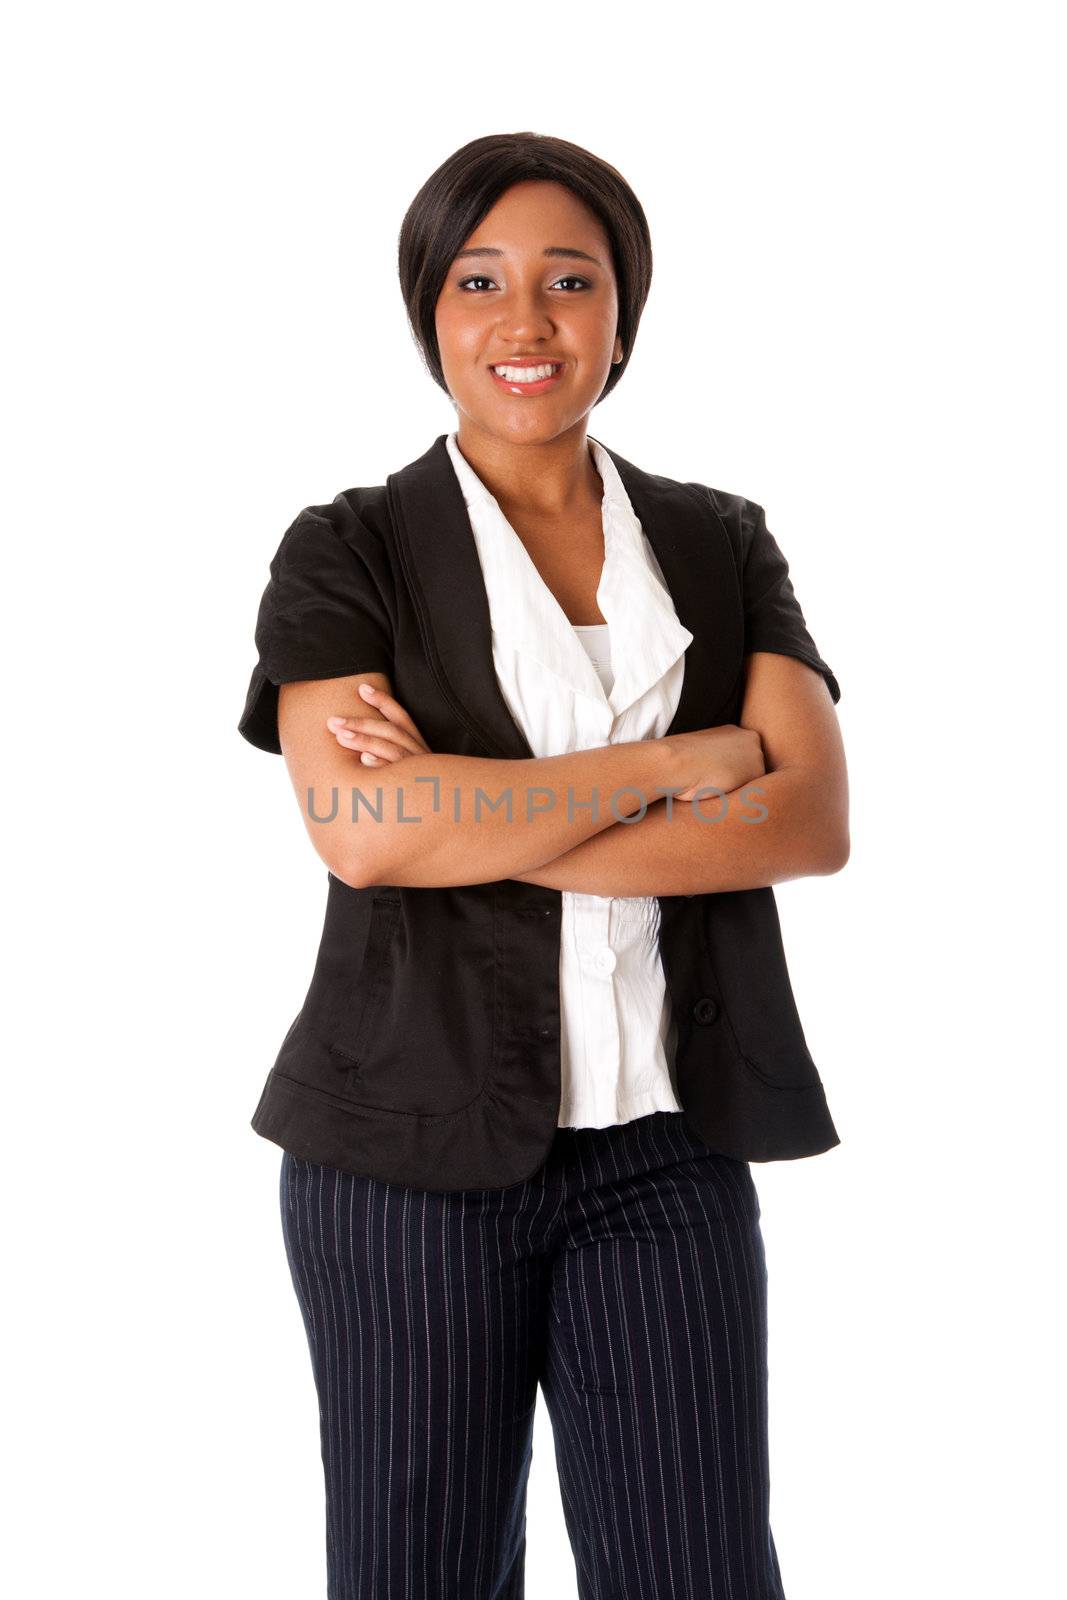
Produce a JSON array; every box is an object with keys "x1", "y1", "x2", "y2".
[{"x1": 492, "y1": 363, "x2": 561, "y2": 382}]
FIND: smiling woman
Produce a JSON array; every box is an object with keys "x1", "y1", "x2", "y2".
[
  {"x1": 431, "y1": 177, "x2": 626, "y2": 450},
  {"x1": 239, "y1": 130, "x2": 846, "y2": 1600}
]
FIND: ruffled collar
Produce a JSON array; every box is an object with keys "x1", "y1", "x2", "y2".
[{"x1": 445, "y1": 431, "x2": 693, "y2": 722}]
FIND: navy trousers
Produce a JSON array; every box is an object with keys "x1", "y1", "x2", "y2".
[{"x1": 279, "y1": 1109, "x2": 787, "y2": 1600}]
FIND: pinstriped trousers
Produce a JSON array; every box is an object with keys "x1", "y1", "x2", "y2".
[{"x1": 279, "y1": 1110, "x2": 787, "y2": 1600}]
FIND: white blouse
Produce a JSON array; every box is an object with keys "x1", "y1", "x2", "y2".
[
  {"x1": 445, "y1": 430, "x2": 695, "y2": 1128},
  {"x1": 572, "y1": 621, "x2": 614, "y2": 695}
]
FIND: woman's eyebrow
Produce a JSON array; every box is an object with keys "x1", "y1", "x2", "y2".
[{"x1": 453, "y1": 246, "x2": 604, "y2": 267}]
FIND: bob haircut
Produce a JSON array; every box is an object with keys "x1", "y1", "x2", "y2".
[{"x1": 398, "y1": 132, "x2": 653, "y2": 406}]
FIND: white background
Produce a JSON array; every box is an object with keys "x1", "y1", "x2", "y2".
[{"x1": 4, "y1": 2, "x2": 1063, "y2": 1595}]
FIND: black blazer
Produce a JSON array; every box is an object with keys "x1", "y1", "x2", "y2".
[{"x1": 238, "y1": 432, "x2": 843, "y2": 1190}]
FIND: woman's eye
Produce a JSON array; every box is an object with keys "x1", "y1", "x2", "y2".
[{"x1": 456, "y1": 275, "x2": 591, "y2": 293}]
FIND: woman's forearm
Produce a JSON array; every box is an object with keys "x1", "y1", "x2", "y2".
[
  {"x1": 512, "y1": 765, "x2": 849, "y2": 896},
  {"x1": 336, "y1": 739, "x2": 680, "y2": 889}
]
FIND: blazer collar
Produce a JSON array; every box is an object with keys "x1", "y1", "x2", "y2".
[{"x1": 386, "y1": 432, "x2": 743, "y2": 760}]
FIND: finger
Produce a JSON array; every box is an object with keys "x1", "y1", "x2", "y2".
[
  {"x1": 354, "y1": 684, "x2": 431, "y2": 748},
  {"x1": 332, "y1": 729, "x2": 406, "y2": 762},
  {"x1": 335, "y1": 689, "x2": 434, "y2": 754},
  {"x1": 328, "y1": 715, "x2": 430, "y2": 757},
  {"x1": 329, "y1": 718, "x2": 427, "y2": 758}
]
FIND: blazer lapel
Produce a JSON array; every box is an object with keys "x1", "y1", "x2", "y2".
[
  {"x1": 599, "y1": 438, "x2": 745, "y2": 738},
  {"x1": 386, "y1": 433, "x2": 743, "y2": 761},
  {"x1": 387, "y1": 434, "x2": 535, "y2": 760}
]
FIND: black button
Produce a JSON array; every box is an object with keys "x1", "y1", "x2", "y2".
[
  {"x1": 538, "y1": 1026, "x2": 553, "y2": 1040},
  {"x1": 692, "y1": 996, "x2": 719, "y2": 1025}
]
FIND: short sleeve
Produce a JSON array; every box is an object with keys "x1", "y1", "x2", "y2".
[
  {"x1": 741, "y1": 500, "x2": 841, "y2": 705},
  {"x1": 237, "y1": 499, "x2": 396, "y2": 754}
]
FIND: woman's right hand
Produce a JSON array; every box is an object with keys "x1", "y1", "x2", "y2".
[{"x1": 661, "y1": 724, "x2": 767, "y2": 804}]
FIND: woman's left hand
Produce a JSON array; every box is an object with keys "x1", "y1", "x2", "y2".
[{"x1": 326, "y1": 682, "x2": 432, "y2": 765}]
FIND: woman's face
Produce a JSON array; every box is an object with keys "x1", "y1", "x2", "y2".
[{"x1": 434, "y1": 179, "x2": 622, "y2": 446}]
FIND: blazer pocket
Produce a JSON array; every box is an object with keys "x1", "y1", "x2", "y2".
[
  {"x1": 699, "y1": 895, "x2": 823, "y2": 1091},
  {"x1": 328, "y1": 891, "x2": 401, "y2": 1073}
]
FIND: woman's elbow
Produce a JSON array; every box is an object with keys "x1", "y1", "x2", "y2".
[
  {"x1": 329, "y1": 826, "x2": 409, "y2": 889},
  {"x1": 819, "y1": 829, "x2": 851, "y2": 875},
  {"x1": 330, "y1": 847, "x2": 387, "y2": 891}
]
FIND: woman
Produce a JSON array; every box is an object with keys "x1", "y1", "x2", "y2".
[{"x1": 238, "y1": 132, "x2": 848, "y2": 1600}]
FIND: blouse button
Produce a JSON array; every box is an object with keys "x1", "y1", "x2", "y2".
[{"x1": 593, "y1": 947, "x2": 617, "y2": 976}]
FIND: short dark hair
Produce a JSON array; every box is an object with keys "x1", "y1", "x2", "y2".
[{"x1": 398, "y1": 132, "x2": 653, "y2": 405}]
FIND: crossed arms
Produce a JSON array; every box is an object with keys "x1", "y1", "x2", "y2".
[{"x1": 274, "y1": 651, "x2": 849, "y2": 895}]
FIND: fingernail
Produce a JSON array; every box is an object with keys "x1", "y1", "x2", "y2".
[{"x1": 359, "y1": 683, "x2": 375, "y2": 698}]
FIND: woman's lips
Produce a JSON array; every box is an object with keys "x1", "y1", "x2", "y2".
[{"x1": 488, "y1": 363, "x2": 566, "y2": 396}]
